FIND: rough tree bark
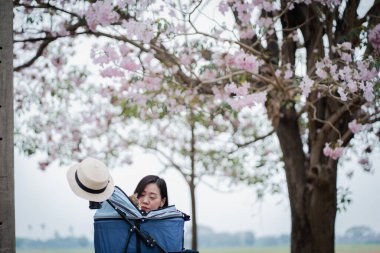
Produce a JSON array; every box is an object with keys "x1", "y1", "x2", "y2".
[
  {"x1": 273, "y1": 104, "x2": 338, "y2": 253},
  {"x1": 265, "y1": 1, "x2": 371, "y2": 251},
  {"x1": 189, "y1": 180, "x2": 197, "y2": 250},
  {"x1": 189, "y1": 110, "x2": 198, "y2": 250},
  {"x1": 0, "y1": 1, "x2": 15, "y2": 253}
]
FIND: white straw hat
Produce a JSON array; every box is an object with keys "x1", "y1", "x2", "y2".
[{"x1": 67, "y1": 157, "x2": 115, "y2": 202}]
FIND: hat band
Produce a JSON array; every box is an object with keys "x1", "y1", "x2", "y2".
[{"x1": 75, "y1": 170, "x2": 108, "y2": 194}]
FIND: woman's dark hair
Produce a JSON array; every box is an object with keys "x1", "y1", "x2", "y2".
[{"x1": 133, "y1": 175, "x2": 168, "y2": 208}]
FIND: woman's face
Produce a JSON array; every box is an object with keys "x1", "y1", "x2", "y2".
[{"x1": 138, "y1": 183, "x2": 166, "y2": 212}]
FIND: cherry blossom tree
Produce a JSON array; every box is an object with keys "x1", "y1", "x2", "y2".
[
  {"x1": 13, "y1": 0, "x2": 380, "y2": 252},
  {"x1": 123, "y1": 103, "x2": 281, "y2": 248}
]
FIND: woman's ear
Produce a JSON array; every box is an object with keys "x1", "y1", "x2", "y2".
[{"x1": 160, "y1": 197, "x2": 166, "y2": 208}]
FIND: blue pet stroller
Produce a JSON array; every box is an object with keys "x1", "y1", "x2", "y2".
[{"x1": 93, "y1": 186, "x2": 198, "y2": 253}]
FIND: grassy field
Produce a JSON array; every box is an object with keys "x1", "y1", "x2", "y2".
[
  {"x1": 203, "y1": 245, "x2": 380, "y2": 253},
  {"x1": 16, "y1": 244, "x2": 380, "y2": 253}
]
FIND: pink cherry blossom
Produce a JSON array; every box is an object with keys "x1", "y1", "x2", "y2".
[
  {"x1": 358, "y1": 158, "x2": 369, "y2": 165},
  {"x1": 340, "y1": 52, "x2": 352, "y2": 62},
  {"x1": 218, "y1": 1, "x2": 229, "y2": 15},
  {"x1": 337, "y1": 87, "x2": 347, "y2": 101},
  {"x1": 123, "y1": 20, "x2": 154, "y2": 43},
  {"x1": 119, "y1": 44, "x2": 132, "y2": 56},
  {"x1": 316, "y1": 62, "x2": 328, "y2": 79},
  {"x1": 329, "y1": 64, "x2": 338, "y2": 81},
  {"x1": 50, "y1": 56, "x2": 66, "y2": 69},
  {"x1": 323, "y1": 143, "x2": 344, "y2": 160},
  {"x1": 224, "y1": 82, "x2": 237, "y2": 94},
  {"x1": 300, "y1": 75, "x2": 314, "y2": 98},
  {"x1": 180, "y1": 54, "x2": 192, "y2": 65},
  {"x1": 38, "y1": 160, "x2": 50, "y2": 170},
  {"x1": 284, "y1": 69, "x2": 293, "y2": 80},
  {"x1": 120, "y1": 59, "x2": 140, "y2": 71},
  {"x1": 100, "y1": 67, "x2": 124, "y2": 78},
  {"x1": 144, "y1": 77, "x2": 161, "y2": 91},
  {"x1": 229, "y1": 52, "x2": 262, "y2": 73},
  {"x1": 368, "y1": 24, "x2": 380, "y2": 52},
  {"x1": 201, "y1": 69, "x2": 218, "y2": 81},
  {"x1": 226, "y1": 91, "x2": 267, "y2": 111},
  {"x1": 249, "y1": 91, "x2": 267, "y2": 104},
  {"x1": 357, "y1": 61, "x2": 378, "y2": 81},
  {"x1": 275, "y1": 64, "x2": 293, "y2": 80},
  {"x1": 85, "y1": 0, "x2": 120, "y2": 31},
  {"x1": 239, "y1": 28, "x2": 255, "y2": 39},
  {"x1": 233, "y1": 2, "x2": 253, "y2": 25},
  {"x1": 290, "y1": 31, "x2": 299, "y2": 42},
  {"x1": 360, "y1": 82, "x2": 375, "y2": 102},
  {"x1": 103, "y1": 44, "x2": 119, "y2": 61},
  {"x1": 56, "y1": 22, "x2": 69, "y2": 36},
  {"x1": 262, "y1": 1, "x2": 277, "y2": 11},
  {"x1": 212, "y1": 86, "x2": 230, "y2": 101},
  {"x1": 257, "y1": 17, "x2": 273, "y2": 29},
  {"x1": 236, "y1": 82, "x2": 250, "y2": 96},
  {"x1": 346, "y1": 80, "x2": 357, "y2": 93},
  {"x1": 348, "y1": 119, "x2": 363, "y2": 133},
  {"x1": 315, "y1": 0, "x2": 340, "y2": 6},
  {"x1": 340, "y1": 42, "x2": 353, "y2": 51},
  {"x1": 364, "y1": 87, "x2": 375, "y2": 102},
  {"x1": 91, "y1": 44, "x2": 120, "y2": 65}
]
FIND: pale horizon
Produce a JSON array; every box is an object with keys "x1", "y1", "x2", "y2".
[{"x1": 15, "y1": 150, "x2": 380, "y2": 240}]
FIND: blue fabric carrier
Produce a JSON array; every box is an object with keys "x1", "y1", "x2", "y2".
[{"x1": 94, "y1": 186, "x2": 189, "y2": 253}]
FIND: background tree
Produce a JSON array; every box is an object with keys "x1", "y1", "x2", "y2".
[
  {"x1": 344, "y1": 226, "x2": 376, "y2": 241},
  {"x1": 122, "y1": 103, "x2": 280, "y2": 249},
  {"x1": 13, "y1": 1, "x2": 380, "y2": 252}
]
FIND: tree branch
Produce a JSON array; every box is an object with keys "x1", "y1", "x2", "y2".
[
  {"x1": 143, "y1": 145, "x2": 189, "y2": 181},
  {"x1": 14, "y1": 1, "x2": 82, "y2": 19},
  {"x1": 229, "y1": 130, "x2": 275, "y2": 154},
  {"x1": 14, "y1": 38, "x2": 56, "y2": 72}
]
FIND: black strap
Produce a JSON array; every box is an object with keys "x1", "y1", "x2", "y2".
[{"x1": 75, "y1": 170, "x2": 108, "y2": 194}]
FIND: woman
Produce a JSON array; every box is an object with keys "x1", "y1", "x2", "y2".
[{"x1": 132, "y1": 175, "x2": 168, "y2": 212}]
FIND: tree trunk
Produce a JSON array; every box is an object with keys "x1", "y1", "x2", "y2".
[
  {"x1": 189, "y1": 181, "x2": 198, "y2": 250},
  {"x1": 274, "y1": 105, "x2": 337, "y2": 253},
  {"x1": 0, "y1": 1, "x2": 15, "y2": 252},
  {"x1": 189, "y1": 109, "x2": 198, "y2": 250}
]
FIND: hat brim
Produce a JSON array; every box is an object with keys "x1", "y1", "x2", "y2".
[{"x1": 67, "y1": 163, "x2": 115, "y2": 202}]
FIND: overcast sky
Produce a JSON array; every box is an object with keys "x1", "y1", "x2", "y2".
[{"x1": 15, "y1": 150, "x2": 380, "y2": 240}]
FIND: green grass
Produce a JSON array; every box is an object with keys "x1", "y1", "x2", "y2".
[
  {"x1": 17, "y1": 250, "x2": 92, "y2": 253},
  {"x1": 16, "y1": 244, "x2": 380, "y2": 253},
  {"x1": 201, "y1": 245, "x2": 380, "y2": 253},
  {"x1": 201, "y1": 246, "x2": 287, "y2": 253},
  {"x1": 335, "y1": 244, "x2": 380, "y2": 253}
]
